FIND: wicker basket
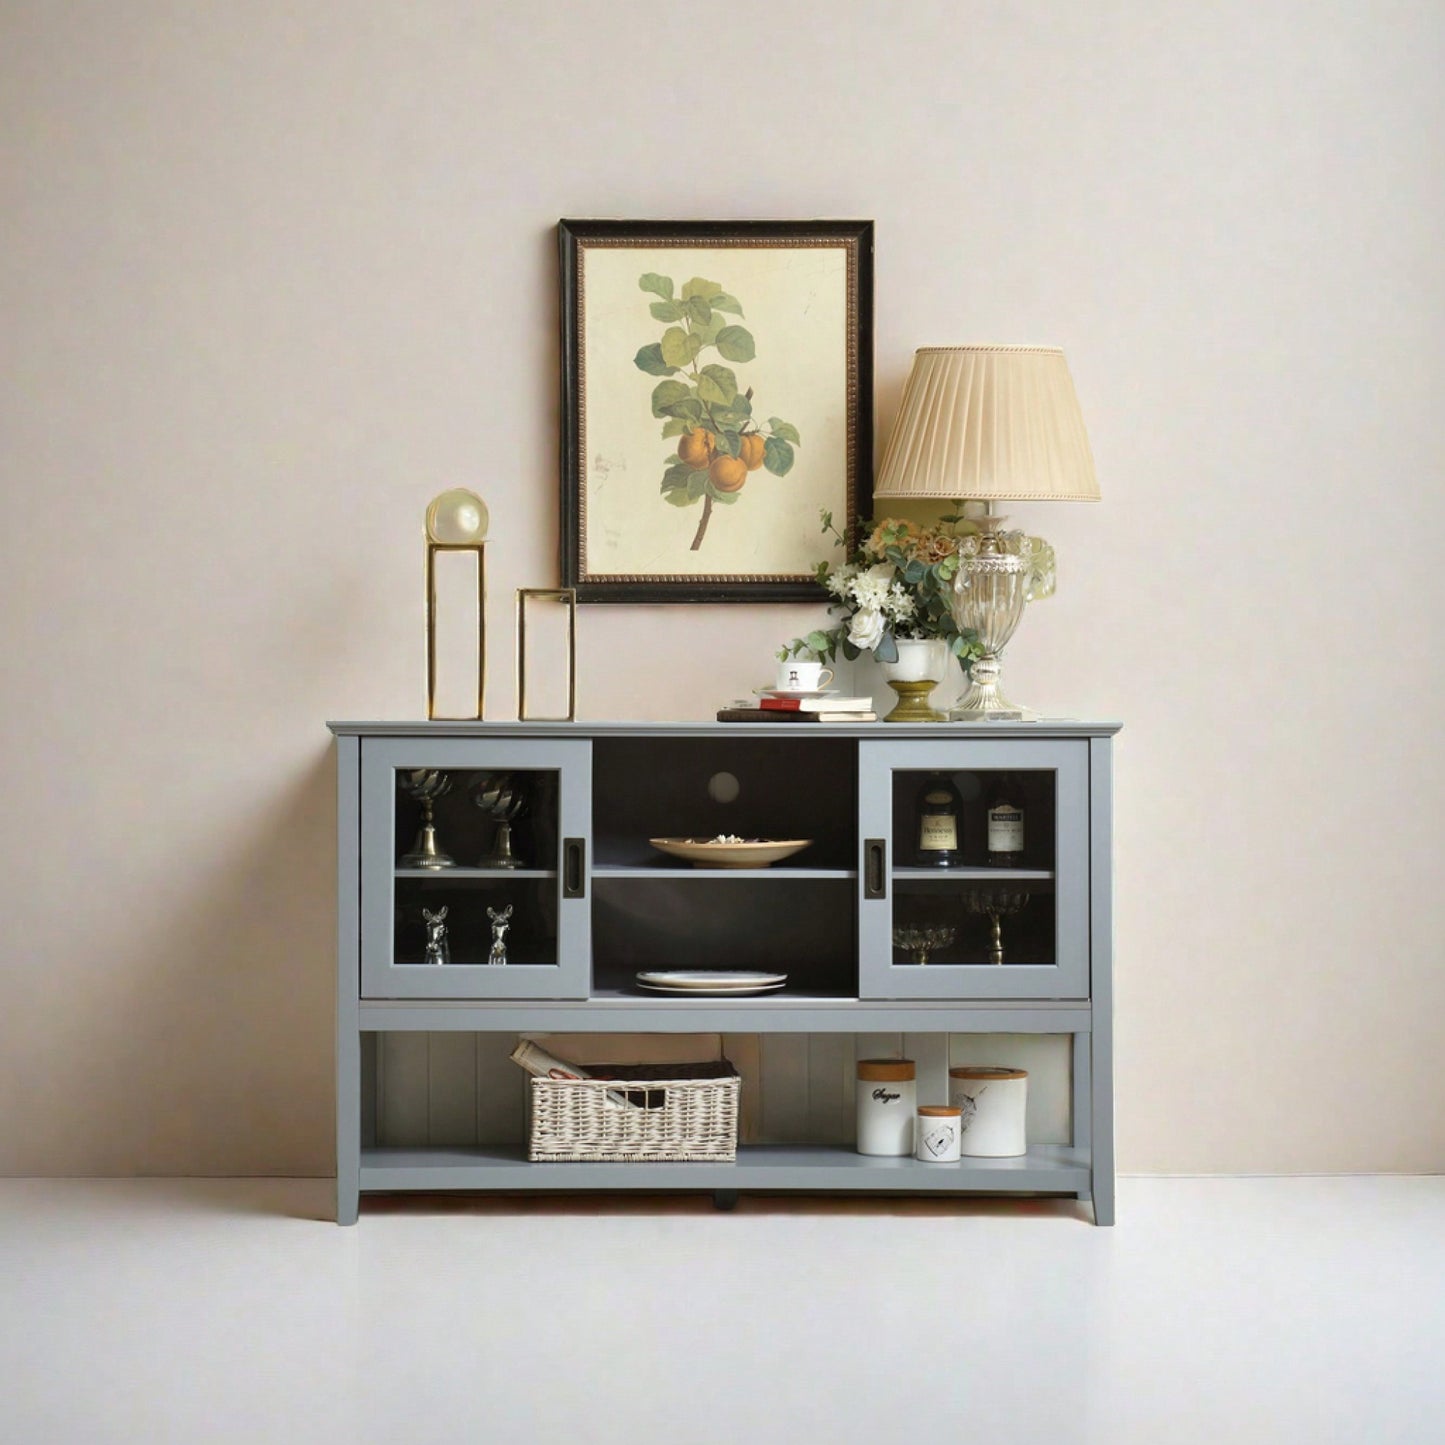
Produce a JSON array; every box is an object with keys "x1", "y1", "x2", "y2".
[{"x1": 528, "y1": 1060, "x2": 741, "y2": 1162}]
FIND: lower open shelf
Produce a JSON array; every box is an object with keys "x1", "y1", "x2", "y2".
[{"x1": 358, "y1": 1143, "x2": 1090, "y2": 1193}]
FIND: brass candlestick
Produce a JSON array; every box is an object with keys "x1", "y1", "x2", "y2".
[{"x1": 397, "y1": 770, "x2": 455, "y2": 869}]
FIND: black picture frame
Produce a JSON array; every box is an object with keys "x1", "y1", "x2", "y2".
[{"x1": 559, "y1": 218, "x2": 874, "y2": 604}]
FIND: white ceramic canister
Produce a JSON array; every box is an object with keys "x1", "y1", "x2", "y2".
[
  {"x1": 856, "y1": 1059, "x2": 916, "y2": 1156},
  {"x1": 949, "y1": 1065, "x2": 1028, "y2": 1157},
  {"x1": 914, "y1": 1105, "x2": 962, "y2": 1163}
]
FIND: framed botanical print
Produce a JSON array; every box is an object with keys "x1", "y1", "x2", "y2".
[{"x1": 559, "y1": 219, "x2": 873, "y2": 603}]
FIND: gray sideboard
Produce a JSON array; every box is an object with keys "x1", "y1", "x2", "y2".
[{"x1": 331, "y1": 719, "x2": 1120, "y2": 1224}]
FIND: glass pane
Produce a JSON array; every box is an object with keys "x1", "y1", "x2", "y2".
[
  {"x1": 392, "y1": 767, "x2": 561, "y2": 967},
  {"x1": 889, "y1": 768, "x2": 1057, "y2": 969}
]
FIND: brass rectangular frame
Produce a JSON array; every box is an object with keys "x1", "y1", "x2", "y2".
[
  {"x1": 425, "y1": 541, "x2": 487, "y2": 720},
  {"x1": 516, "y1": 587, "x2": 577, "y2": 721}
]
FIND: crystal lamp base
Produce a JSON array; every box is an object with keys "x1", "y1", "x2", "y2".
[{"x1": 947, "y1": 652, "x2": 1037, "y2": 722}]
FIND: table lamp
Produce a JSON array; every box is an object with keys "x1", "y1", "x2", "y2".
[{"x1": 873, "y1": 345, "x2": 1099, "y2": 720}]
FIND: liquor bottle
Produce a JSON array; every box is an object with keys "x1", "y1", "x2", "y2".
[
  {"x1": 986, "y1": 774, "x2": 1025, "y2": 867},
  {"x1": 915, "y1": 773, "x2": 963, "y2": 867}
]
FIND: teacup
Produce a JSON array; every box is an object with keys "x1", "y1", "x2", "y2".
[{"x1": 775, "y1": 660, "x2": 835, "y2": 693}]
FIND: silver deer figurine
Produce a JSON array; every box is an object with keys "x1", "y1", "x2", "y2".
[
  {"x1": 422, "y1": 906, "x2": 450, "y2": 966},
  {"x1": 486, "y1": 904, "x2": 513, "y2": 967}
]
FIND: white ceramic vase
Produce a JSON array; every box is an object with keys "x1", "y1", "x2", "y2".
[{"x1": 878, "y1": 637, "x2": 947, "y2": 723}]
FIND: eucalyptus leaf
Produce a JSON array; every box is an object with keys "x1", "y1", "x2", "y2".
[
  {"x1": 715, "y1": 325, "x2": 756, "y2": 362},
  {"x1": 639, "y1": 273, "x2": 674, "y2": 299},
  {"x1": 697, "y1": 363, "x2": 738, "y2": 405},
  {"x1": 762, "y1": 436, "x2": 795, "y2": 476},
  {"x1": 634, "y1": 343, "x2": 677, "y2": 376},
  {"x1": 873, "y1": 632, "x2": 899, "y2": 664}
]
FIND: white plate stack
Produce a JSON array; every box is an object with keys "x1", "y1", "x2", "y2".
[{"x1": 636, "y1": 971, "x2": 787, "y2": 996}]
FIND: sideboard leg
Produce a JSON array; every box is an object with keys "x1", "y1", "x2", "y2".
[{"x1": 712, "y1": 1190, "x2": 739, "y2": 1212}]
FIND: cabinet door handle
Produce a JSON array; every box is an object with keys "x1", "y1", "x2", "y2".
[
  {"x1": 864, "y1": 838, "x2": 887, "y2": 900},
  {"x1": 563, "y1": 837, "x2": 586, "y2": 899}
]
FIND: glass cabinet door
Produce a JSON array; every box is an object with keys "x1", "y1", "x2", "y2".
[
  {"x1": 359, "y1": 737, "x2": 591, "y2": 999},
  {"x1": 858, "y1": 739, "x2": 1089, "y2": 999}
]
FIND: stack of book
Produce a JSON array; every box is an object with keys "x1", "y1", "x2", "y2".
[{"x1": 717, "y1": 695, "x2": 877, "y2": 723}]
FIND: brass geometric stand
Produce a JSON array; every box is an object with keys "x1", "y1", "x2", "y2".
[
  {"x1": 516, "y1": 587, "x2": 578, "y2": 721},
  {"x1": 425, "y1": 539, "x2": 486, "y2": 721}
]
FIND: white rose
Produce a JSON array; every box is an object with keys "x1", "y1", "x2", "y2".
[{"x1": 847, "y1": 605, "x2": 886, "y2": 652}]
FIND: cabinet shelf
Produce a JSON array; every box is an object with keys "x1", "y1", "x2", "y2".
[
  {"x1": 359, "y1": 1143, "x2": 1091, "y2": 1194},
  {"x1": 594, "y1": 865, "x2": 857, "y2": 881},
  {"x1": 893, "y1": 867, "x2": 1055, "y2": 882},
  {"x1": 395, "y1": 867, "x2": 558, "y2": 879}
]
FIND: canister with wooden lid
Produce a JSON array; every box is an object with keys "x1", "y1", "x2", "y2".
[
  {"x1": 914, "y1": 1104, "x2": 962, "y2": 1162},
  {"x1": 855, "y1": 1058, "x2": 916, "y2": 1156},
  {"x1": 949, "y1": 1065, "x2": 1028, "y2": 1157}
]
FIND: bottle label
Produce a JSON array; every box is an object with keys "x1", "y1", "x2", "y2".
[
  {"x1": 987, "y1": 807, "x2": 1024, "y2": 853},
  {"x1": 919, "y1": 814, "x2": 958, "y2": 852}
]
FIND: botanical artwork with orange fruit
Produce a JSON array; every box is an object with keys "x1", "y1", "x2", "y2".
[
  {"x1": 561, "y1": 220, "x2": 871, "y2": 601},
  {"x1": 633, "y1": 271, "x2": 802, "y2": 553}
]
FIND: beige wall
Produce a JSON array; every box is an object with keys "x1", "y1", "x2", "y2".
[{"x1": 2, "y1": 1, "x2": 1441, "y2": 1176}]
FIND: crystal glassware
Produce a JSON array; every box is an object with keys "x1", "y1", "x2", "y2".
[{"x1": 962, "y1": 889, "x2": 1030, "y2": 966}]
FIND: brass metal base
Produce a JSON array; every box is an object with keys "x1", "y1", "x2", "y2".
[{"x1": 883, "y1": 679, "x2": 944, "y2": 723}]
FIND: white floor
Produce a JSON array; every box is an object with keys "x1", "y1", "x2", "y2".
[{"x1": 1, "y1": 1178, "x2": 1440, "y2": 1444}]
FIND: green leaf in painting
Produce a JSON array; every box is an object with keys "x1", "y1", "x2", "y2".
[
  {"x1": 711, "y1": 292, "x2": 744, "y2": 317},
  {"x1": 683, "y1": 296, "x2": 713, "y2": 326},
  {"x1": 714, "y1": 325, "x2": 756, "y2": 363},
  {"x1": 697, "y1": 363, "x2": 738, "y2": 405},
  {"x1": 665, "y1": 487, "x2": 699, "y2": 507},
  {"x1": 715, "y1": 430, "x2": 741, "y2": 458},
  {"x1": 660, "y1": 417, "x2": 690, "y2": 438},
  {"x1": 681, "y1": 276, "x2": 724, "y2": 302},
  {"x1": 763, "y1": 436, "x2": 795, "y2": 475},
  {"x1": 651, "y1": 379, "x2": 692, "y2": 417},
  {"x1": 669, "y1": 397, "x2": 705, "y2": 423},
  {"x1": 634, "y1": 343, "x2": 677, "y2": 376},
  {"x1": 660, "y1": 327, "x2": 702, "y2": 369},
  {"x1": 768, "y1": 418, "x2": 801, "y2": 445},
  {"x1": 687, "y1": 471, "x2": 711, "y2": 499},
  {"x1": 692, "y1": 312, "x2": 725, "y2": 347},
  {"x1": 705, "y1": 480, "x2": 741, "y2": 504},
  {"x1": 649, "y1": 299, "x2": 684, "y2": 322},
  {"x1": 661, "y1": 462, "x2": 691, "y2": 492},
  {"x1": 639, "y1": 273, "x2": 674, "y2": 300}
]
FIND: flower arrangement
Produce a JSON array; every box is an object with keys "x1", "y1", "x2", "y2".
[{"x1": 779, "y1": 512, "x2": 984, "y2": 670}]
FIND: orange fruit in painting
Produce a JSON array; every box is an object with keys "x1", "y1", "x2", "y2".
[
  {"x1": 709, "y1": 455, "x2": 748, "y2": 492},
  {"x1": 677, "y1": 428, "x2": 716, "y2": 469},
  {"x1": 739, "y1": 434, "x2": 766, "y2": 471}
]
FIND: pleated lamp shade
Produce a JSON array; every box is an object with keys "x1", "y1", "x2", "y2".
[{"x1": 875, "y1": 345, "x2": 1100, "y2": 502}]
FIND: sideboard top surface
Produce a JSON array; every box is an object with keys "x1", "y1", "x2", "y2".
[{"x1": 328, "y1": 719, "x2": 1122, "y2": 740}]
